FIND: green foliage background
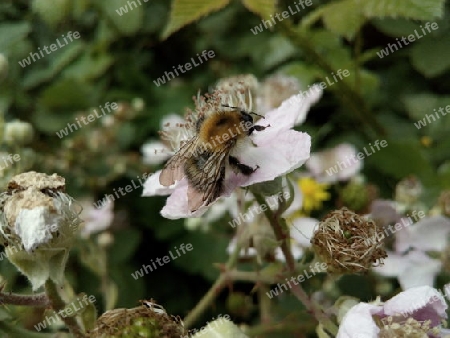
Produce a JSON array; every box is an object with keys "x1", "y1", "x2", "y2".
[{"x1": 0, "y1": 0, "x2": 450, "y2": 336}]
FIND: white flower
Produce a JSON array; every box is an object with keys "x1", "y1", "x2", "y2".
[
  {"x1": 374, "y1": 216, "x2": 450, "y2": 290},
  {"x1": 143, "y1": 90, "x2": 315, "y2": 219},
  {"x1": 306, "y1": 143, "x2": 362, "y2": 183},
  {"x1": 79, "y1": 199, "x2": 114, "y2": 237},
  {"x1": 337, "y1": 286, "x2": 448, "y2": 338}
]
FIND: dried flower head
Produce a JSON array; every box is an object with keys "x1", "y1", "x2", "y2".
[
  {"x1": 87, "y1": 300, "x2": 186, "y2": 338},
  {"x1": 311, "y1": 207, "x2": 387, "y2": 274},
  {"x1": 0, "y1": 171, "x2": 81, "y2": 290}
]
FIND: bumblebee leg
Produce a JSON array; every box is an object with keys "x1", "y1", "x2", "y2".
[
  {"x1": 248, "y1": 125, "x2": 268, "y2": 135},
  {"x1": 229, "y1": 156, "x2": 259, "y2": 175}
]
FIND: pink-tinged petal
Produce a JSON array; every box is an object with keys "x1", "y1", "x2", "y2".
[
  {"x1": 141, "y1": 141, "x2": 172, "y2": 165},
  {"x1": 142, "y1": 170, "x2": 176, "y2": 197},
  {"x1": 384, "y1": 286, "x2": 447, "y2": 326},
  {"x1": 337, "y1": 303, "x2": 382, "y2": 338},
  {"x1": 375, "y1": 251, "x2": 441, "y2": 290},
  {"x1": 80, "y1": 200, "x2": 114, "y2": 237},
  {"x1": 290, "y1": 218, "x2": 318, "y2": 247},
  {"x1": 395, "y1": 215, "x2": 450, "y2": 253},
  {"x1": 370, "y1": 199, "x2": 400, "y2": 227},
  {"x1": 160, "y1": 179, "x2": 214, "y2": 219},
  {"x1": 229, "y1": 131, "x2": 311, "y2": 188},
  {"x1": 306, "y1": 143, "x2": 362, "y2": 183}
]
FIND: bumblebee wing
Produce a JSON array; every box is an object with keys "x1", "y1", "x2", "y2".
[
  {"x1": 159, "y1": 136, "x2": 200, "y2": 186},
  {"x1": 187, "y1": 147, "x2": 230, "y2": 211}
]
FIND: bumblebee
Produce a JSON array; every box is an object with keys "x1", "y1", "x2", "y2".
[{"x1": 159, "y1": 105, "x2": 266, "y2": 211}]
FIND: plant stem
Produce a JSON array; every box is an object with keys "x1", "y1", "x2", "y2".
[
  {"x1": 44, "y1": 279, "x2": 84, "y2": 338},
  {"x1": 0, "y1": 290, "x2": 49, "y2": 307},
  {"x1": 183, "y1": 241, "x2": 242, "y2": 328},
  {"x1": 254, "y1": 193, "x2": 338, "y2": 336}
]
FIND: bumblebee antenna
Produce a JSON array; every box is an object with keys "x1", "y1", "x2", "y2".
[{"x1": 221, "y1": 104, "x2": 264, "y2": 119}]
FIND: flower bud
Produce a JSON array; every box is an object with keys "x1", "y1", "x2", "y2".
[
  {"x1": 395, "y1": 176, "x2": 422, "y2": 206},
  {"x1": 4, "y1": 120, "x2": 34, "y2": 146},
  {"x1": 339, "y1": 180, "x2": 369, "y2": 212},
  {"x1": 311, "y1": 207, "x2": 387, "y2": 274},
  {"x1": 87, "y1": 301, "x2": 187, "y2": 338},
  {"x1": 0, "y1": 171, "x2": 81, "y2": 290}
]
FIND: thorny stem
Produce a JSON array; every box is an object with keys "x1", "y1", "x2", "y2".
[
  {"x1": 0, "y1": 287, "x2": 49, "y2": 307},
  {"x1": 44, "y1": 279, "x2": 84, "y2": 338},
  {"x1": 254, "y1": 193, "x2": 338, "y2": 336},
  {"x1": 183, "y1": 240, "x2": 242, "y2": 328}
]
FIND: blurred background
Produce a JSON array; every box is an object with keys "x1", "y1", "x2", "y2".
[{"x1": 1, "y1": 0, "x2": 450, "y2": 337}]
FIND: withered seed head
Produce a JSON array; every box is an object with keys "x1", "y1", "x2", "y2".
[{"x1": 311, "y1": 207, "x2": 387, "y2": 274}]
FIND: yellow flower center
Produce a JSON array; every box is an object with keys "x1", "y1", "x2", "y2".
[{"x1": 298, "y1": 177, "x2": 330, "y2": 214}]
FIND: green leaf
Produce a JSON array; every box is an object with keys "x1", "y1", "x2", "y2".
[
  {"x1": 22, "y1": 41, "x2": 85, "y2": 89},
  {"x1": 162, "y1": 0, "x2": 231, "y2": 39},
  {"x1": 62, "y1": 50, "x2": 114, "y2": 81},
  {"x1": 410, "y1": 34, "x2": 450, "y2": 77},
  {"x1": 367, "y1": 140, "x2": 435, "y2": 184},
  {"x1": 372, "y1": 18, "x2": 424, "y2": 37},
  {"x1": 97, "y1": 0, "x2": 143, "y2": 36},
  {"x1": 38, "y1": 77, "x2": 95, "y2": 111},
  {"x1": 321, "y1": 0, "x2": 366, "y2": 40},
  {"x1": 241, "y1": 0, "x2": 276, "y2": 20},
  {"x1": 0, "y1": 22, "x2": 31, "y2": 51},
  {"x1": 355, "y1": 0, "x2": 445, "y2": 20},
  {"x1": 31, "y1": 0, "x2": 72, "y2": 27}
]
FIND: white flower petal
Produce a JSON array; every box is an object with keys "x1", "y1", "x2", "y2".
[
  {"x1": 231, "y1": 130, "x2": 311, "y2": 188},
  {"x1": 80, "y1": 200, "x2": 114, "y2": 237},
  {"x1": 142, "y1": 170, "x2": 176, "y2": 196},
  {"x1": 337, "y1": 303, "x2": 382, "y2": 338},
  {"x1": 290, "y1": 218, "x2": 318, "y2": 247},
  {"x1": 306, "y1": 143, "x2": 362, "y2": 183},
  {"x1": 395, "y1": 215, "x2": 450, "y2": 253},
  {"x1": 384, "y1": 285, "x2": 447, "y2": 325},
  {"x1": 141, "y1": 141, "x2": 172, "y2": 165},
  {"x1": 160, "y1": 179, "x2": 210, "y2": 219},
  {"x1": 375, "y1": 251, "x2": 441, "y2": 290}
]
